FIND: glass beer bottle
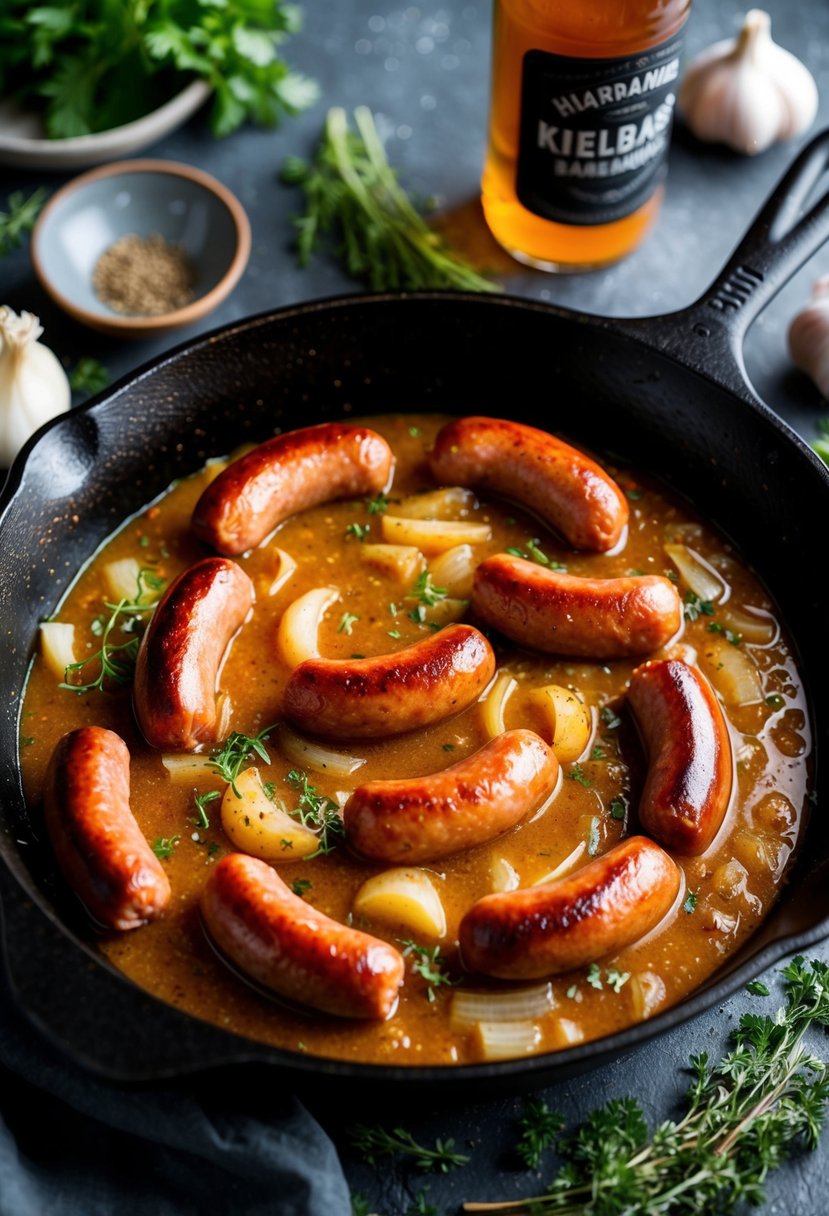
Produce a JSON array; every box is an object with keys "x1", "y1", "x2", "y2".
[{"x1": 481, "y1": 0, "x2": 692, "y2": 271}]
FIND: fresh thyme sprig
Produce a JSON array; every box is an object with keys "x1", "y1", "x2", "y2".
[
  {"x1": 399, "y1": 939, "x2": 458, "y2": 1002},
  {"x1": 351, "y1": 1123, "x2": 470, "y2": 1173},
  {"x1": 209, "y1": 725, "x2": 276, "y2": 797},
  {"x1": 285, "y1": 768, "x2": 344, "y2": 857},
  {"x1": 464, "y1": 956, "x2": 829, "y2": 1214},
  {"x1": 60, "y1": 567, "x2": 163, "y2": 695},
  {"x1": 282, "y1": 105, "x2": 497, "y2": 293}
]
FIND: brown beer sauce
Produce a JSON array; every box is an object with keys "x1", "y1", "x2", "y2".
[{"x1": 19, "y1": 414, "x2": 810, "y2": 1066}]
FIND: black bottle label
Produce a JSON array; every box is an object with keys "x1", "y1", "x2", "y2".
[{"x1": 516, "y1": 34, "x2": 683, "y2": 227}]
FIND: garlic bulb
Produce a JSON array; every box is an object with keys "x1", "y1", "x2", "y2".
[
  {"x1": 678, "y1": 10, "x2": 818, "y2": 155},
  {"x1": 0, "y1": 306, "x2": 71, "y2": 466},
  {"x1": 788, "y1": 276, "x2": 829, "y2": 399}
]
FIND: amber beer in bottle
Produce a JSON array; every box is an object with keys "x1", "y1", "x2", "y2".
[{"x1": 481, "y1": 0, "x2": 692, "y2": 271}]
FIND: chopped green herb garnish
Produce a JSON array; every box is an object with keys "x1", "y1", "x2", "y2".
[
  {"x1": 609, "y1": 797, "x2": 627, "y2": 821},
  {"x1": 442, "y1": 742, "x2": 455, "y2": 752},
  {"x1": 568, "y1": 763, "x2": 592, "y2": 788},
  {"x1": 398, "y1": 939, "x2": 458, "y2": 1003},
  {"x1": 625, "y1": 485, "x2": 644, "y2": 501},
  {"x1": 506, "y1": 538, "x2": 566, "y2": 570},
  {"x1": 586, "y1": 963, "x2": 603, "y2": 989},
  {"x1": 684, "y1": 591, "x2": 716, "y2": 622},
  {"x1": 152, "y1": 835, "x2": 180, "y2": 859},
  {"x1": 606, "y1": 967, "x2": 631, "y2": 992},
  {"x1": 684, "y1": 890, "x2": 698, "y2": 914},
  {"x1": 365, "y1": 492, "x2": 390, "y2": 514},
  {"x1": 0, "y1": 188, "x2": 46, "y2": 255},
  {"x1": 69, "y1": 357, "x2": 110, "y2": 397},
  {"x1": 292, "y1": 878, "x2": 312, "y2": 897},
  {"x1": 338, "y1": 611, "x2": 360, "y2": 635},
  {"x1": 345, "y1": 521, "x2": 371, "y2": 541},
  {"x1": 708, "y1": 621, "x2": 743, "y2": 646},
  {"x1": 411, "y1": 570, "x2": 448, "y2": 607},
  {"x1": 193, "y1": 789, "x2": 220, "y2": 829},
  {"x1": 766, "y1": 694, "x2": 785, "y2": 709},
  {"x1": 590, "y1": 745, "x2": 605, "y2": 760},
  {"x1": 389, "y1": 601, "x2": 399, "y2": 616},
  {"x1": 388, "y1": 629, "x2": 402, "y2": 639},
  {"x1": 409, "y1": 426, "x2": 422, "y2": 438}
]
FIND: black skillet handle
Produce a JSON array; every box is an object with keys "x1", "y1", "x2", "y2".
[{"x1": 630, "y1": 128, "x2": 829, "y2": 402}]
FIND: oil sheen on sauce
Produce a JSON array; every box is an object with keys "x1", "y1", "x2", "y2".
[{"x1": 19, "y1": 414, "x2": 810, "y2": 1066}]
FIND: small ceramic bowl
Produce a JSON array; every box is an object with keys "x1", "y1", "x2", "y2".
[{"x1": 31, "y1": 160, "x2": 251, "y2": 338}]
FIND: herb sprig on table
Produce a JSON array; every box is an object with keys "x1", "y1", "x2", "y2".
[
  {"x1": 0, "y1": 1, "x2": 316, "y2": 139},
  {"x1": 463, "y1": 956, "x2": 829, "y2": 1214},
  {"x1": 0, "y1": 189, "x2": 46, "y2": 256},
  {"x1": 282, "y1": 105, "x2": 497, "y2": 292}
]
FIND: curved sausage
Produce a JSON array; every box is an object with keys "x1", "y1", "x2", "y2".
[
  {"x1": 192, "y1": 422, "x2": 394, "y2": 555},
  {"x1": 429, "y1": 416, "x2": 628, "y2": 552},
  {"x1": 282, "y1": 623, "x2": 496, "y2": 740},
  {"x1": 43, "y1": 727, "x2": 171, "y2": 931},
  {"x1": 627, "y1": 658, "x2": 733, "y2": 855},
  {"x1": 472, "y1": 555, "x2": 681, "y2": 658},
  {"x1": 344, "y1": 729, "x2": 559, "y2": 863},
  {"x1": 459, "y1": 836, "x2": 680, "y2": 980},
  {"x1": 133, "y1": 557, "x2": 253, "y2": 751},
  {"x1": 201, "y1": 853, "x2": 404, "y2": 1019}
]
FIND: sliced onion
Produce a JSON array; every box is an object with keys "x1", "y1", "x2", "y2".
[
  {"x1": 381, "y1": 515, "x2": 491, "y2": 554},
  {"x1": 215, "y1": 692, "x2": 232, "y2": 740},
  {"x1": 428, "y1": 545, "x2": 476, "y2": 597},
  {"x1": 277, "y1": 586, "x2": 340, "y2": 668},
  {"x1": 394, "y1": 486, "x2": 476, "y2": 519},
  {"x1": 266, "y1": 547, "x2": 298, "y2": 598},
  {"x1": 451, "y1": 983, "x2": 553, "y2": 1030},
  {"x1": 664, "y1": 543, "x2": 727, "y2": 602},
  {"x1": 549, "y1": 1017, "x2": 584, "y2": 1047},
  {"x1": 700, "y1": 637, "x2": 763, "y2": 705},
  {"x1": 40, "y1": 621, "x2": 76, "y2": 680},
  {"x1": 533, "y1": 841, "x2": 586, "y2": 885},
  {"x1": 161, "y1": 754, "x2": 216, "y2": 781},
  {"x1": 528, "y1": 684, "x2": 593, "y2": 762},
  {"x1": 490, "y1": 856, "x2": 520, "y2": 893},
  {"x1": 354, "y1": 868, "x2": 446, "y2": 938},
  {"x1": 719, "y1": 604, "x2": 778, "y2": 646},
  {"x1": 279, "y1": 724, "x2": 366, "y2": 779},
  {"x1": 474, "y1": 1020, "x2": 542, "y2": 1060},
  {"x1": 104, "y1": 557, "x2": 145, "y2": 603},
  {"x1": 361, "y1": 543, "x2": 425, "y2": 584},
  {"x1": 480, "y1": 671, "x2": 517, "y2": 738},
  {"x1": 627, "y1": 971, "x2": 667, "y2": 1020}
]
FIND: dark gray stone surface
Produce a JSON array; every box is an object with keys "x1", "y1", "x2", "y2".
[{"x1": 2, "y1": 1, "x2": 829, "y2": 1212}]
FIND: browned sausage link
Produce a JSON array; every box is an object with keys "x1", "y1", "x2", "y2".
[
  {"x1": 201, "y1": 853, "x2": 405, "y2": 1019},
  {"x1": 344, "y1": 729, "x2": 559, "y2": 864},
  {"x1": 429, "y1": 416, "x2": 628, "y2": 552},
  {"x1": 282, "y1": 623, "x2": 496, "y2": 740},
  {"x1": 459, "y1": 836, "x2": 680, "y2": 980},
  {"x1": 472, "y1": 554, "x2": 682, "y2": 658},
  {"x1": 43, "y1": 727, "x2": 171, "y2": 931},
  {"x1": 133, "y1": 557, "x2": 253, "y2": 751},
  {"x1": 191, "y1": 422, "x2": 395, "y2": 555},
  {"x1": 627, "y1": 658, "x2": 733, "y2": 856}
]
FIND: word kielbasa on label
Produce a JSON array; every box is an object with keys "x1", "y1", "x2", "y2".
[{"x1": 516, "y1": 34, "x2": 683, "y2": 227}]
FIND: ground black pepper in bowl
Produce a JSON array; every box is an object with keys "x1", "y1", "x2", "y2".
[{"x1": 93, "y1": 233, "x2": 195, "y2": 316}]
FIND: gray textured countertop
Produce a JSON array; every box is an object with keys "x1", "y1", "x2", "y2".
[{"x1": 2, "y1": 1, "x2": 829, "y2": 1212}]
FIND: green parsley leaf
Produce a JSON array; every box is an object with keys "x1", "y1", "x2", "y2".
[
  {"x1": 338, "y1": 611, "x2": 360, "y2": 635},
  {"x1": 609, "y1": 797, "x2": 627, "y2": 821},
  {"x1": 69, "y1": 357, "x2": 110, "y2": 397},
  {"x1": 292, "y1": 878, "x2": 312, "y2": 897},
  {"x1": 345, "y1": 521, "x2": 371, "y2": 541},
  {"x1": 707, "y1": 621, "x2": 743, "y2": 646},
  {"x1": 398, "y1": 939, "x2": 458, "y2": 1003},
  {"x1": 747, "y1": 980, "x2": 770, "y2": 997},
  {"x1": 683, "y1": 890, "x2": 698, "y2": 914},
  {"x1": 568, "y1": 763, "x2": 592, "y2": 788},
  {"x1": 0, "y1": 188, "x2": 47, "y2": 255},
  {"x1": 152, "y1": 835, "x2": 180, "y2": 859},
  {"x1": 684, "y1": 591, "x2": 716, "y2": 623},
  {"x1": 365, "y1": 492, "x2": 390, "y2": 514},
  {"x1": 516, "y1": 1098, "x2": 565, "y2": 1170}
]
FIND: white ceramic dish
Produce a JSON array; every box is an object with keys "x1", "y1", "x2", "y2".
[{"x1": 0, "y1": 81, "x2": 210, "y2": 170}]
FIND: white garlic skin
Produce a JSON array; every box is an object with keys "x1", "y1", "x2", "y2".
[
  {"x1": 678, "y1": 10, "x2": 818, "y2": 155},
  {"x1": 0, "y1": 307, "x2": 71, "y2": 467},
  {"x1": 788, "y1": 276, "x2": 829, "y2": 399}
]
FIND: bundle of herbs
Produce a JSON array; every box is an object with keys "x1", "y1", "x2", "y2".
[{"x1": 0, "y1": 0, "x2": 317, "y2": 139}]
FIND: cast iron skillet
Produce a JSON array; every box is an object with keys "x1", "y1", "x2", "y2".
[{"x1": 2, "y1": 134, "x2": 829, "y2": 1095}]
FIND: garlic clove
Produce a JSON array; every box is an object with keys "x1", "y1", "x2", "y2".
[
  {"x1": 678, "y1": 10, "x2": 818, "y2": 156},
  {"x1": 0, "y1": 306, "x2": 71, "y2": 467},
  {"x1": 788, "y1": 276, "x2": 829, "y2": 399}
]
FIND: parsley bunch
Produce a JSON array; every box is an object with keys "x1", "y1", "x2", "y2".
[
  {"x1": 0, "y1": 1, "x2": 316, "y2": 139},
  {"x1": 282, "y1": 106, "x2": 497, "y2": 292}
]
